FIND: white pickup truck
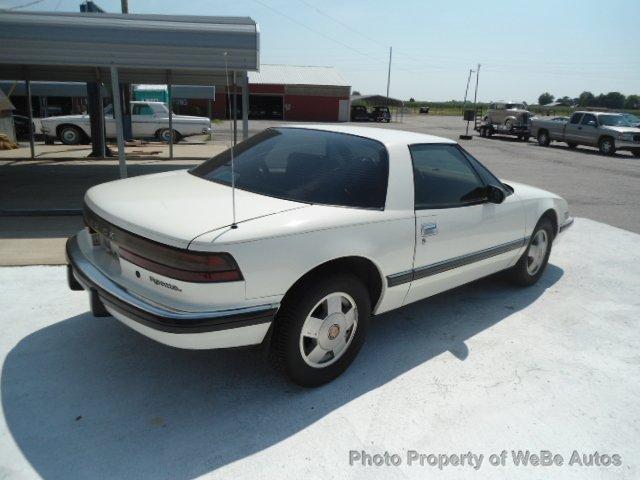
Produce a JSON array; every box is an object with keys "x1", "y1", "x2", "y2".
[{"x1": 40, "y1": 101, "x2": 212, "y2": 145}]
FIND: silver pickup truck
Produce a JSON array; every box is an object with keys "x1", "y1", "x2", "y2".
[{"x1": 531, "y1": 111, "x2": 640, "y2": 156}]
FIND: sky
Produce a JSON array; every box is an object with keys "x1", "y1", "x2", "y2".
[{"x1": 2, "y1": 0, "x2": 640, "y2": 103}]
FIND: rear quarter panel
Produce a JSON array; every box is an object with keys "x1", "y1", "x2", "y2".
[{"x1": 190, "y1": 142, "x2": 418, "y2": 314}]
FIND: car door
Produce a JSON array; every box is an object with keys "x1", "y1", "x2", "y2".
[
  {"x1": 403, "y1": 144, "x2": 526, "y2": 305},
  {"x1": 131, "y1": 103, "x2": 157, "y2": 137},
  {"x1": 564, "y1": 113, "x2": 583, "y2": 143},
  {"x1": 491, "y1": 103, "x2": 505, "y2": 124},
  {"x1": 577, "y1": 113, "x2": 598, "y2": 145}
]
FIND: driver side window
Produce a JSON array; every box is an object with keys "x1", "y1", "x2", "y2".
[
  {"x1": 581, "y1": 113, "x2": 597, "y2": 126},
  {"x1": 410, "y1": 144, "x2": 486, "y2": 209}
]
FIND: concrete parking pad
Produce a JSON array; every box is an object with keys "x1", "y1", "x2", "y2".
[{"x1": 0, "y1": 217, "x2": 638, "y2": 479}]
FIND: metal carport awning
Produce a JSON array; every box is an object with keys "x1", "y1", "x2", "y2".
[{"x1": 0, "y1": 11, "x2": 259, "y2": 177}]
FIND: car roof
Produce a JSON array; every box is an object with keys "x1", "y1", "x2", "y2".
[{"x1": 281, "y1": 124, "x2": 456, "y2": 146}]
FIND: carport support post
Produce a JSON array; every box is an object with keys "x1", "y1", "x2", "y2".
[
  {"x1": 109, "y1": 66, "x2": 127, "y2": 178},
  {"x1": 167, "y1": 71, "x2": 173, "y2": 160},
  {"x1": 25, "y1": 79, "x2": 35, "y2": 159},
  {"x1": 241, "y1": 71, "x2": 249, "y2": 141}
]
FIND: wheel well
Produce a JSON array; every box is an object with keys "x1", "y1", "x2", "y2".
[
  {"x1": 281, "y1": 256, "x2": 383, "y2": 314},
  {"x1": 537, "y1": 128, "x2": 549, "y2": 136},
  {"x1": 598, "y1": 135, "x2": 613, "y2": 144},
  {"x1": 541, "y1": 208, "x2": 558, "y2": 238},
  {"x1": 56, "y1": 123, "x2": 87, "y2": 139}
]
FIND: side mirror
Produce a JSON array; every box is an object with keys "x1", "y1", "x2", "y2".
[{"x1": 486, "y1": 184, "x2": 505, "y2": 204}]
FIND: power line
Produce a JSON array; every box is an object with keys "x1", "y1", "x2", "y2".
[
  {"x1": 3, "y1": 0, "x2": 44, "y2": 9},
  {"x1": 251, "y1": 0, "x2": 383, "y2": 63},
  {"x1": 296, "y1": 0, "x2": 388, "y2": 49}
]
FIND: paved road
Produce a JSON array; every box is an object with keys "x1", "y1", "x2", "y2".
[
  {"x1": 1, "y1": 219, "x2": 638, "y2": 479},
  {"x1": 222, "y1": 115, "x2": 640, "y2": 233}
]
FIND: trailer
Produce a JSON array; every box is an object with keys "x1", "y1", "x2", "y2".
[{"x1": 474, "y1": 107, "x2": 531, "y2": 141}]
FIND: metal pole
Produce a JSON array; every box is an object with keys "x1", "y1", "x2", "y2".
[
  {"x1": 25, "y1": 79, "x2": 35, "y2": 159},
  {"x1": 472, "y1": 63, "x2": 481, "y2": 113},
  {"x1": 167, "y1": 71, "x2": 173, "y2": 159},
  {"x1": 120, "y1": 0, "x2": 128, "y2": 13},
  {"x1": 386, "y1": 46, "x2": 392, "y2": 98},
  {"x1": 463, "y1": 69, "x2": 474, "y2": 136},
  {"x1": 110, "y1": 66, "x2": 127, "y2": 178},
  {"x1": 241, "y1": 71, "x2": 249, "y2": 141},
  {"x1": 232, "y1": 71, "x2": 238, "y2": 145}
]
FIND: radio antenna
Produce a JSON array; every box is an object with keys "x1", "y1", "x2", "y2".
[{"x1": 223, "y1": 52, "x2": 238, "y2": 229}]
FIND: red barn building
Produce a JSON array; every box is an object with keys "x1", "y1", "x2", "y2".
[{"x1": 213, "y1": 64, "x2": 351, "y2": 122}]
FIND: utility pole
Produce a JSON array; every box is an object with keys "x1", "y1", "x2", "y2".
[
  {"x1": 121, "y1": 0, "x2": 128, "y2": 13},
  {"x1": 459, "y1": 68, "x2": 474, "y2": 139},
  {"x1": 386, "y1": 46, "x2": 392, "y2": 98},
  {"x1": 472, "y1": 63, "x2": 481, "y2": 111}
]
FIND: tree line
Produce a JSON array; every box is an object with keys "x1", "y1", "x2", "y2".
[{"x1": 538, "y1": 91, "x2": 639, "y2": 109}]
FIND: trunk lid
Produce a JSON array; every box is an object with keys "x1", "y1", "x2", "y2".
[{"x1": 84, "y1": 169, "x2": 308, "y2": 248}]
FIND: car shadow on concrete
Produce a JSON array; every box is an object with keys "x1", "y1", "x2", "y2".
[{"x1": 1, "y1": 265, "x2": 563, "y2": 479}]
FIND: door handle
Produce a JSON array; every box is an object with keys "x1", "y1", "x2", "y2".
[{"x1": 421, "y1": 222, "x2": 438, "y2": 236}]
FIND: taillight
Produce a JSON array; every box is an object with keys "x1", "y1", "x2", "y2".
[
  {"x1": 82, "y1": 206, "x2": 243, "y2": 283},
  {"x1": 119, "y1": 246, "x2": 242, "y2": 283}
]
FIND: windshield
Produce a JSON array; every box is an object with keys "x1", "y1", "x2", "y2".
[
  {"x1": 191, "y1": 128, "x2": 389, "y2": 209},
  {"x1": 599, "y1": 114, "x2": 634, "y2": 127},
  {"x1": 622, "y1": 113, "x2": 640, "y2": 124}
]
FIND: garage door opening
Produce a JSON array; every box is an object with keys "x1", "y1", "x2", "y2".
[{"x1": 227, "y1": 94, "x2": 283, "y2": 120}]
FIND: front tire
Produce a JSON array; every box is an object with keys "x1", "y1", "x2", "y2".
[
  {"x1": 507, "y1": 218, "x2": 553, "y2": 287},
  {"x1": 598, "y1": 136, "x2": 616, "y2": 155},
  {"x1": 271, "y1": 273, "x2": 370, "y2": 387},
  {"x1": 632, "y1": 149, "x2": 640, "y2": 158},
  {"x1": 567, "y1": 142, "x2": 577, "y2": 149},
  {"x1": 59, "y1": 126, "x2": 83, "y2": 145}
]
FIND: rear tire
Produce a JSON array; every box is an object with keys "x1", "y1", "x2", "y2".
[
  {"x1": 598, "y1": 137, "x2": 616, "y2": 155},
  {"x1": 632, "y1": 149, "x2": 640, "y2": 158},
  {"x1": 506, "y1": 218, "x2": 553, "y2": 287},
  {"x1": 537, "y1": 130, "x2": 550, "y2": 146},
  {"x1": 271, "y1": 273, "x2": 370, "y2": 387},
  {"x1": 567, "y1": 143, "x2": 577, "y2": 149},
  {"x1": 157, "y1": 128, "x2": 181, "y2": 143}
]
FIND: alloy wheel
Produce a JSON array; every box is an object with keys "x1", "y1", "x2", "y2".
[
  {"x1": 526, "y1": 230, "x2": 548, "y2": 276},
  {"x1": 299, "y1": 292, "x2": 358, "y2": 368}
]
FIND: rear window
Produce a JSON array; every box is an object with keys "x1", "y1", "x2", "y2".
[{"x1": 191, "y1": 128, "x2": 389, "y2": 209}]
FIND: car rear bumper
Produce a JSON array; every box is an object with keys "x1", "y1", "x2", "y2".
[{"x1": 66, "y1": 235, "x2": 278, "y2": 349}]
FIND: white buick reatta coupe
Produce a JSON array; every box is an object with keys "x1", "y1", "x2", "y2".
[{"x1": 67, "y1": 126, "x2": 572, "y2": 386}]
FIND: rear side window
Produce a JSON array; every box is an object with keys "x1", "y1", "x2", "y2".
[
  {"x1": 191, "y1": 128, "x2": 389, "y2": 209},
  {"x1": 410, "y1": 144, "x2": 486, "y2": 209}
]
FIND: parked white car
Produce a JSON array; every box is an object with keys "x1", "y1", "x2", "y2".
[
  {"x1": 41, "y1": 101, "x2": 211, "y2": 145},
  {"x1": 67, "y1": 125, "x2": 573, "y2": 386}
]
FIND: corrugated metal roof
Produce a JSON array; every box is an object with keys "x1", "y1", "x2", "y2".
[
  {"x1": 248, "y1": 65, "x2": 349, "y2": 87},
  {"x1": 0, "y1": 11, "x2": 259, "y2": 85}
]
